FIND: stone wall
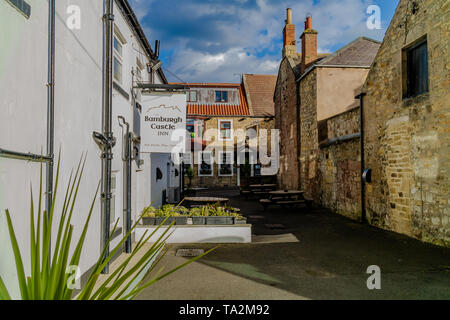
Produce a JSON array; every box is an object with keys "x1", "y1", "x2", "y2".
[
  {"x1": 363, "y1": 0, "x2": 450, "y2": 246},
  {"x1": 274, "y1": 58, "x2": 300, "y2": 189},
  {"x1": 299, "y1": 69, "x2": 320, "y2": 199},
  {"x1": 318, "y1": 108, "x2": 362, "y2": 220}
]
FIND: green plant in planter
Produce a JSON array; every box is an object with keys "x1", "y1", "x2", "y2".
[
  {"x1": 0, "y1": 155, "x2": 213, "y2": 300},
  {"x1": 185, "y1": 166, "x2": 194, "y2": 188},
  {"x1": 240, "y1": 160, "x2": 252, "y2": 189},
  {"x1": 142, "y1": 206, "x2": 157, "y2": 218}
]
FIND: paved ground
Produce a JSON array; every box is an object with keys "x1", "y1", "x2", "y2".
[{"x1": 136, "y1": 189, "x2": 450, "y2": 300}]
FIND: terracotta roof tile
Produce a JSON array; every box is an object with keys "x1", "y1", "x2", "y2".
[
  {"x1": 183, "y1": 83, "x2": 250, "y2": 116},
  {"x1": 242, "y1": 74, "x2": 277, "y2": 117}
]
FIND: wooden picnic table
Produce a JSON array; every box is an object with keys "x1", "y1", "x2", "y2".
[
  {"x1": 244, "y1": 184, "x2": 277, "y2": 199},
  {"x1": 269, "y1": 190, "x2": 304, "y2": 198},
  {"x1": 249, "y1": 184, "x2": 277, "y2": 190},
  {"x1": 184, "y1": 187, "x2": 208, "y2": 196},
  {"x1": 184, "y1": 197, "x2": 229, "y2": 207},
  {"x1": 260, "y1": 190, "x2": 311, "y2": 210}
]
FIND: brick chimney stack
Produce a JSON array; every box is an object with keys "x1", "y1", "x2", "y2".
[
  {"x1": 282, "y1": 8, "x2": 296, "y2": 58},
  {"x1": 301, "y1": 15, "x2": 318, "y2": 73}
]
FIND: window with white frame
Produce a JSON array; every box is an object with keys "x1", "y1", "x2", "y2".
[
  {"x1": 219, "y1": 151, "x2": 234, "y2": 176},
  {"x1": 219, "y1": 119, "x2": 233, "y2": 141},
  {"x1": 113, "y1": 31, "x2": 125, "y2": 84},
  {"x1": 198, "y1": 152, "x2": 213, "y2": 176},
  {"x1": 187, "y1": 91, "x2": 198, "y2": 103}
]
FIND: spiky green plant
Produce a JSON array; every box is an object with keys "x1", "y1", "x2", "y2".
[{"x1": 0, "y1": 154, "x2": 213, "y2": 300}]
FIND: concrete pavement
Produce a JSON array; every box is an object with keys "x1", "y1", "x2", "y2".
[{"x1": 136, "y1": 189, "x2": 450, "y2": 300}]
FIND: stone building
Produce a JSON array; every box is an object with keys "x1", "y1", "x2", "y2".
[
  {"x1": 274, "y1": 9, "x2": 380, "y2": 218},
  {"x1": 180, "y1": 76, "x2": 277, "y2": 189},
  {"x1": 362, "y1": 0, "x2": 449, "y2": 246}
]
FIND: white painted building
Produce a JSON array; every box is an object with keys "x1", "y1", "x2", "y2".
[{"x1": 0, "y1": 0, "x2": 178, "y2": 298}]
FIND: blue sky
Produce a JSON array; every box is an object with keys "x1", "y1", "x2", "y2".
[{"x1": 129, "y1": 0, "x2": 400, "y2": 83}]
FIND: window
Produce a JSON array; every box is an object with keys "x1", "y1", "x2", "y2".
[
  {"x1": 215, "y1": 91, "x2": 228, "y2": 102},
  {"x1": 6, "y1": 0, "x2": 31, "y2": 19},
  {"x1": 114, "y1": 37, "x2": 123, "y2": 56},
  {"x1": 187, "y1": 91, "x2": 198, "y2": 102},
  {"x1": 219, "y1": 151, "x2": 234, "y2": 176},
  {"x1": 198, "y1": 152, "x2": 213, "y2": 176},
  {"x1": 403, "y1": 38, "x2": 429, "y2": 99},
  {"x1": 136, "y1": 66, "x2": 143, "y2": 83},
  {"x1": 187, "y1": 119, "x2": 195, "y2": 138},
  {"x1": 219, "y1": 120, "x2": 233, "y2": 141},
  {"x1": 113, "y1": 34, "x2": 124, "y2": 84}
]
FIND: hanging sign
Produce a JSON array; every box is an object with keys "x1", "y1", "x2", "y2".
[{"x1": 140, "y1": 92, "x2": 187, "y2": 154}]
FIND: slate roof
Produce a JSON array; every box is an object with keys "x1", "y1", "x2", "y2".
[
  {"x1": 242, "y1": 74, "x2": 277, "y2": 117},
  {"x1": 318, "y1": 37, "x2": 381, "y2": 67}
]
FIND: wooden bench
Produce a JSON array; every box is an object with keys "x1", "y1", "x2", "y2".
[
  {"x1": 260, "y1": 198, "x2": 313, "y2": 210},
  {"x1": 241, "y1": 190, "x2": 252, "y2": 199},
  {"x1": 260, "y1": 199, "x2": 273, "y2": 211}
]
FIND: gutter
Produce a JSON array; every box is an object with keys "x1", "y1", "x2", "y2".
[
  {"x1": 116, "y1": 0, "x2": 168, "y2": 84},
  {"x1": 187, "y1": 114, "x2": 274, "y2": 119},
  {"x1": 319, "y1": 133, "x2": 361, "y2": 149},
  {"x1": 297, "y1": 64, "x2": 371, "y2": 83}
]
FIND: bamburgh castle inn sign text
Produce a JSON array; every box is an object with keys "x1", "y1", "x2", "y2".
[{"x1": 141, "y1": 92, "x2": 187, "y2": 154}]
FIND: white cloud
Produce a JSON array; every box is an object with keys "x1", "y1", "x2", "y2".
[
  {"x1": 133, "y1": 0, "x2": 387, "y2": 82},
  {"x1": 168, "y1": 47, "x2": 280, "y2": 83}
]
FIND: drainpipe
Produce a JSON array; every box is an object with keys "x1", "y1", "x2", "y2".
[
  {"x1": 296, "y1": 81, "x2": 302, "y2": 190},
  {"x1": 357, "y1": 92, "x2": 367, "y2": 223},
  {"x1": 118, "y1": 117, "x2": 132, "y2": 254},
  {"x1": 100, "y1": 0, "x2": 116, "y2": 274},
  {"x1": 46, "y1": 0, "x2": 56, "y2": 219}
]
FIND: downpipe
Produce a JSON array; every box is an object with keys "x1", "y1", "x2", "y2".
[
  {"x1": 99, "y1": 0, "x2": 116, "y2": 274},
  {"x1": 46, "y1": 0, "x2": 56, "y2": 220},
  {"x1": 118, "y1": 116, "x2": 132, "y2": 254},
  {"x1": 357, "y1": 92, "x2": 367, "y2": 224}
]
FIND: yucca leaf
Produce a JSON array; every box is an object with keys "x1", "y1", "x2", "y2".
[
  {"x1": 123, "y1": 247, "x2": 217, "y2": 300},
  {"x1": 4, "y1": 209, "x2": 28, "y2": 300},
  {"x1": 87, "y1": 217, "x2": 173, "y2": 300},
  {"x1": 29, "y1": 184, "x2": 36, "y2": 300},
  {"x1": 0, "y1": 276, "x2": 11, "y2": 300},
  {"x1": 62, "y1": 181, "x2": 100, "y2": 300}
]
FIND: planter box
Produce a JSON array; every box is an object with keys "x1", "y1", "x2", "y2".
[
  {"x1": 235, "y1": 218, "x2": 247, "y2": 225},
  {"x1": 155, "y1": 217, "x2": 188, "y2": 226},
  {"x1": 206, "y1": 216, "x2": 234, "y2": 225},
  {"x1": 191, "y1": 216, "x2": 206, "y2": 225},
  {"x1": 142, "y1": 217, "x2": 156, "y2": 226},
  {"x1": 136, "y1": 224, "x2": 252, "y2": 244}
]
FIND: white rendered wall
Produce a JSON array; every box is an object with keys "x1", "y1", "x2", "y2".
[{"x1": 0, "y1": 0, "x2": 162, "y2": 298}]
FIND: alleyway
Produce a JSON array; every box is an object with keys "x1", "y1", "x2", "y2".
[{"x1": 136, "y1": 189, "x2": 450, "y2": 300}]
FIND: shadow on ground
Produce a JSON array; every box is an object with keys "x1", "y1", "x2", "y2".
[{"x1": 137, "y1": 189, "x2": 450, "y2": 300}]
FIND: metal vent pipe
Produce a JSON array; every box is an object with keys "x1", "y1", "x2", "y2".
[
  {"x1": 100, "y1": 0, "x2": 116, "y2": 274},
  {"x1": 46, "y1": 0, "x2": 56, "y2": 219}
]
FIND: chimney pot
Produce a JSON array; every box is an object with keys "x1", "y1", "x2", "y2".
[
  {"x1": 286, "y1": 8, "x2": 293, "y2": 25},
  {"x1": 305, "y1": 16, "x2": 312, "y2": 30}
]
